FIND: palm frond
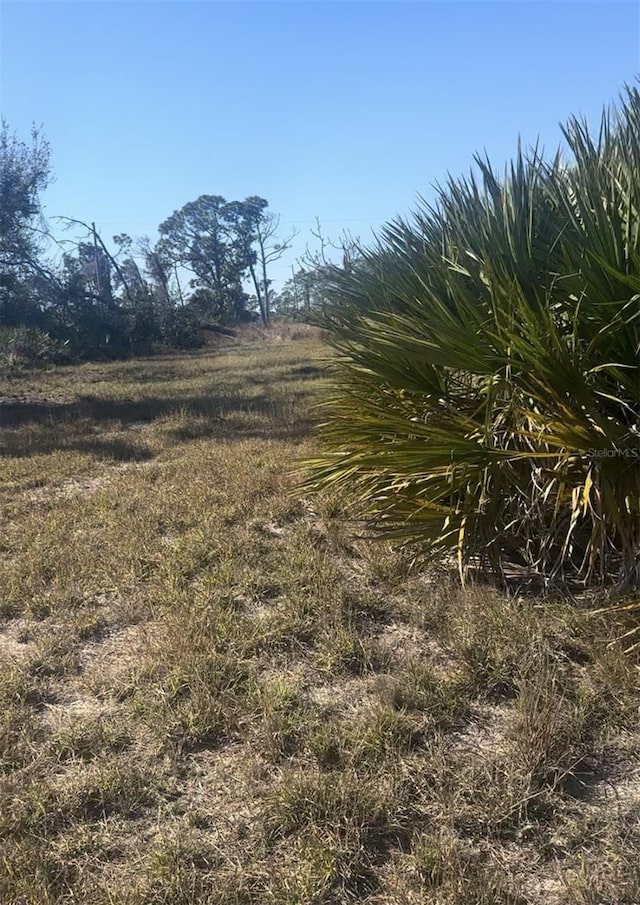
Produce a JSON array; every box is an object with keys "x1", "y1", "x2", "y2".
[{"x1": 307, "y1": 85, "x2": 640, "y2": 589}]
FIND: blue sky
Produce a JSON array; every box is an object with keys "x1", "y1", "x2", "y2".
[{"x1": 1, "y1": 1, "x2": 639, "y2": 289}]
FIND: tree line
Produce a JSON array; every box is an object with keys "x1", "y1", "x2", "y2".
[{"x1": 0, "y1": 121, "x2": 332, "y2": 367}]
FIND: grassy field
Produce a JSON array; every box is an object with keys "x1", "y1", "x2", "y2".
[{"x1": 0, "y1": 331, "x2": 639, "y2": 905}]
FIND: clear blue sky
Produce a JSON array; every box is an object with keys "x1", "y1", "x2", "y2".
[{"x1": 1, "y1": 1, "x2": 639, "y2": 288}]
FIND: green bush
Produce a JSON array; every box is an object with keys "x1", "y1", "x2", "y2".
[
  {"x1": 161, "y1": 307, "x2": 205, "y2": 349},
  {"x1": 0, "y1": 326, "x2": 72, "y2": 372},
  {"x1": 309, "y1": 87, "x2": 640, "y2": 590}
]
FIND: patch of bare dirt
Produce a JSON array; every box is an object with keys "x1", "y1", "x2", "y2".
[
  {"x1": 377, "y1": 621, "x2": 457, "y2": 676},
  {"x1": 78, "y1": 622, "x2": 161, "y2": 698},
  {"x1": 592, "y1": 765, "x2": 640, "y2": 809},
  {"x1": 307, "y1": 674, "x2": 380, "y2": 713},
  {"x1": 24, "y1": 461, "x2": 157, "y2": 505},
  {"x1": 26, "y1": 475, "x2": 112, "y2": 502},
  {"x1": 511, "y1": 867, "x2": 566, "y2": 905},
  {"x1": 452, "y1": 702, "x2": 514, "y2": 759},
  {"x1": 172, "y1": 743, "x2": 267, "y2": 844},
  {"x1": 0, "y1": 618, "x2": 36, "y2": 661}
]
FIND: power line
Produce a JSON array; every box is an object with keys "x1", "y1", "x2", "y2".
[{"x1": 45, "y1": 217, "x2": 391, "y2": 227}]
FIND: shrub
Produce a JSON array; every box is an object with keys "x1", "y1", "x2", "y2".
[
  {"x1": 0, "y1": 326, "x2": 72, "y2": 372},
  {"x1": 160, "y1": 307, "x2": 204, "y2": 349},
  {"x1": 308, "y1": 86, "x2": 640, "y2": 590}
]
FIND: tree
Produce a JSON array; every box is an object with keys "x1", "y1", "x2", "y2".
[
  {"x1": 157, "y1": 194, "x2": 294, "y2": 326},
  {"x1": 110, "y1": 234, "x2": 165, "y2": 352},
  {"x1": 0, "y1": 125, "x2": 211, "y2": 361},
  {"x1": 275, "y1": 268, "x2": 323, "y2": 318},
  {"x1": 51, "y1": 220, "x2": 140, "y2": 357},
  {"x1": 138, "y1": 236, "x2": 172, "y2": 307},
  {"x1": 224, "y1": 197, "x2": 296, "y2": 325},
  {"x1": 284, "y1": 220, "x2": 364, "y2": 322},
  {"x1": 0, "y1": 121, "x2": 51, "y2": 272},
  {"x1": 157, "y1": 195, "x2": 246, "y2": 320},
  {"x1": 0, "y1": 121, "x2": 52, "y2": 328}
]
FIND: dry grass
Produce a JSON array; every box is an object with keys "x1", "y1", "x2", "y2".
[{"x1": 0, "y1": 335, "x2": 639, "y2": 904}]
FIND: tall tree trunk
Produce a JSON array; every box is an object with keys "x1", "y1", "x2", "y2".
[
  {"x1": 258, "y1": 232, "x2": 270, "y2": 325},
  {"x1": 247, "y1": 258, "x2": 267, "y2": 325}
]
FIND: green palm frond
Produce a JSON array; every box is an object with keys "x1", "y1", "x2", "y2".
[{"x1": 307, "y1": 85, "x2": 640, "y2": 589}]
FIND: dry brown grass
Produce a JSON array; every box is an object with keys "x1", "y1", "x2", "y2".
[{"x1": 0, "y1": 335, "x2": 639, "y2": 904}]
